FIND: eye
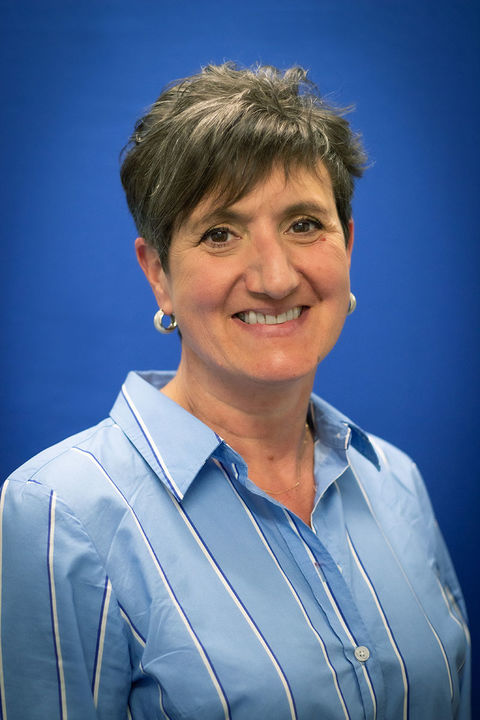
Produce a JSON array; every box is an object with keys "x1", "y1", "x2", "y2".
[
  {"x1": 199, "y1": 226, "x2": 238, "y2": 247},
  {"x1": 288, "y1": 217, "x2": 323, "y2": 234}
]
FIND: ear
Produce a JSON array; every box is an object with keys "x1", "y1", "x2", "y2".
[
  {"x1": 135, "y1": 238, "x2": 174, "y2": 315},
  {"x1": 346, "y1": 219, "x2": 354, "y2": 267}
]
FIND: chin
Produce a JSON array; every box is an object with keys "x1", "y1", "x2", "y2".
[{"x1": 240, "y1": 356, "x2": 319, "y2": 386}]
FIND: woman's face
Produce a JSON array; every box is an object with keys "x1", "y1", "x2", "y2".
[{"x1": 142, "y1": 163, "x2": 353, "y2": 390}]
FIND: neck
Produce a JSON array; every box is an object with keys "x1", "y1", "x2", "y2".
[
  {"x1": 163, "y1": 359, "x2": 315, "y2": 451},
  {"x1": 162, "y1": 359, "x2": 316, "y2": 507}
]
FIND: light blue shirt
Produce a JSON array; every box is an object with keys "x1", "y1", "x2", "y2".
[{"x1": 0, "y1": 371, "x2": 470, "y2": 719}]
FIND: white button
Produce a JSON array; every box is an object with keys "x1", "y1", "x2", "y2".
[{"x1": 354, "y1": 645, "x2": 370, "y2": 662}]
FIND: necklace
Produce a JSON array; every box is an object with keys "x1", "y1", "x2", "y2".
[
  {"x1": 264, "y1": 480, "x2": 301, "y2": 496},
  {"x1": 259, "y1": 421, "x2": 313, "y2": 496}
]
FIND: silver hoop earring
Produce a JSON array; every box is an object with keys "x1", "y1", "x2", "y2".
[
  {"x1": 153, "y1": 309, "x2": 177, "y2": 334},
  {"x1": 347, "y1": 292, "x2": 356, "y2": 315}
]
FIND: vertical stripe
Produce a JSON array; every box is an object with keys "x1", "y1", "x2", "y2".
[
  {"x1": 349, "y1": 464, "x2": 454, "y2": 700},
  {"x1": 47, "y1": 492, "x2": 68, "y2": 720},
  {"x1": 119, "y1": 606, "x2": 146, "y2": 647},
  {"x1": 168, "y1": 490, "x2": 298, "y2": 720},
  {"x1": 446, "y1": 586, "x2": 471, "y2": 647},
  {"x1": 92, "y1": 578, "x2": 112, "y2": 707},
  {"x1": 121, "y1": 385, "x2": 182, "y2": 500},
  {"x1": 123, "y1": 611, "x2": 173, "y2": 718},
  {"x1": 436, "y1": 579, "x2": 465, "y2": 636},
  {"x1": 215, "y1": 459, "x2": 351, "y2": 720},
  {"x1": 346, "y1": 530, "x2": 409, "y2": 720},
  {"x1": 440, "y1": 582, "x2": 471, "y2": 647},
  {"x1": 72, "y1": 449, "x2": 231, "y2": 720},
  {"x1": 0, "y1": 480, "x2": 9, "y2": 720},
  {"x1": 158, "y1": 682, "x2": 173, "y2": 720},
  {"x1": 286, "y1": 511, "x2": 378, "y2": 720},
  {"x1": 137, "y1": 662, "x2": 173, "y2": 720}
]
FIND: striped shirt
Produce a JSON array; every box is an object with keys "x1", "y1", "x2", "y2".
[{"x1": 0, "y1": 370, "x2": 470, "y2": 719}]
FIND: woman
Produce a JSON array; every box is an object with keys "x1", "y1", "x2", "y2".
[{"x1": 1, "y1": 63, "x2": 470, "y2": 719}]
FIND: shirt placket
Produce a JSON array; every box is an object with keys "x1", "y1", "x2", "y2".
[
  {"x1": 273, "y1": 499, "x2": 386, "y2": 720},
  {"x1": 215, "y1": 441, "x2": 386, "y2": 719}
]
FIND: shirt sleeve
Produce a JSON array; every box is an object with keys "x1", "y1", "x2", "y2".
[
  {"x1": 409, "y1": 462, "x2": 471, "y2": 719},
  {"x1": 0, "y1": 476, "x2": 132, "y2": 720}
]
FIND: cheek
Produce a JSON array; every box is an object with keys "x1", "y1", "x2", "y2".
[
  {"x1": 172, "y1": 274, "x2": 229, "y2": 321},
  {"x1": 308, "y1": 258, "x2": 350, "y2": 297},
  {"x1": 304, "y1": 242, "x2": 350, "y2": 287}
]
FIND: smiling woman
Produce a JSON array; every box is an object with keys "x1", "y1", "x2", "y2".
[
  {"x1": 1, "y1": 63, "x2": 470, "y2": 719},
  {"x1": 136, "y1": 163, "x2": 352, "y2": 400}
]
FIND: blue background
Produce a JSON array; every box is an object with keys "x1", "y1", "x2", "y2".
[{"x1": 2, "y1": 0, "x2": 478, "y2": 707}]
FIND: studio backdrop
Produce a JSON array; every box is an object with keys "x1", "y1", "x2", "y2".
[{"x1": 2, "y1": 0, "x2": 478, "y2": 703}]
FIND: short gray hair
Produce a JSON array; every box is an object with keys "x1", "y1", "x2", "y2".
[{"x1": 120, "y1": 62, "x2": 367, "y2": 269}]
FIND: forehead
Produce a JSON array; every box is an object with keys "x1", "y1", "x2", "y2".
[{"x1": 180, "y1": 161, "x2": 336, "y2": 231}]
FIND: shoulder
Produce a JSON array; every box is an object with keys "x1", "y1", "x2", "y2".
[
  {"x1": 361, "y1": 432, "x2": 434, "y2": 519},
  {"x1": 311, "y1": 392, "x2": 419, "y2": 484},
  {"x1": 3, "y1": 417, "x2": 143, "y2": 534},
  {"x1": 347, "y1": 429, "x2": 443, "y2": 562},
  {"x1": 7, "y1": 418, "x2": 121, "y2": 484},
  {"x1": 311, "y1": 392, "x2": 433, "y2": 520},
  {"x1": 364, "y1": 432, "x2": 419, "y2": 486}
]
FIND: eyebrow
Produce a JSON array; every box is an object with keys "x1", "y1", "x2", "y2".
[{"x1": 187, "y1": 201, "x2": 333, "y2": 233}]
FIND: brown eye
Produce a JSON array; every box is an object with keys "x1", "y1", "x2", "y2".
[
  {"x1": 290, "y1": 219, "x2": 322, "y2": 233},
  {"x1": 208, "y1": 228, "x2": 229, "y2": 243},
  {"x1": 200, "y1": 226, "x2": 234, "y2": 244}
]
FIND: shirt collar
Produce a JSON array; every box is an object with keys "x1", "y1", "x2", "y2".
[
  {"x1": 309, "y1": 393, "x2": 381, "y2": 471},
  {"x1": 110, "y1": 371, "x2": 380, "y2": 501},
  {"x1": 109, "y1": 371, "x2": 222, "y2": 501}
]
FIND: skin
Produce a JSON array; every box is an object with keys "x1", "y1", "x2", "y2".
[{"x1": 136, "y1": 163, "x2": 354, "y2": 525}]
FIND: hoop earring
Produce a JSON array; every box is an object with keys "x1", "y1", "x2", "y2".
[
  {"x1": 153, "y1": 309, "x2": 177, "y2": 334},
  {"x1": 347, "y1": 292, "x2": 356, "y2": 315}
]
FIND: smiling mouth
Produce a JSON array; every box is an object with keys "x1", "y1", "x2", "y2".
[{"x1": 236, "y1": 306, "x2": 304, "y2": 325}]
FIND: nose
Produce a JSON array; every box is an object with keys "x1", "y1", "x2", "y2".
[{"x1": 244, "y1": 233, "x2": 299, "y2": 299}]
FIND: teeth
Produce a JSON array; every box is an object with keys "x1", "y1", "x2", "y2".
[{"x1": 238, "y1": 307, "x2": 302, "y2": 325}]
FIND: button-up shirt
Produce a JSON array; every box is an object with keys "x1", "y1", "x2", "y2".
[{"x1": 0, "y1": 371, "x2": 470, "y2": 719}]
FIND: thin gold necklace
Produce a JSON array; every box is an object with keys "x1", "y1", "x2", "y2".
[{"x1": 260, "y1": 422, "x2": 312, "y2": 496}]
